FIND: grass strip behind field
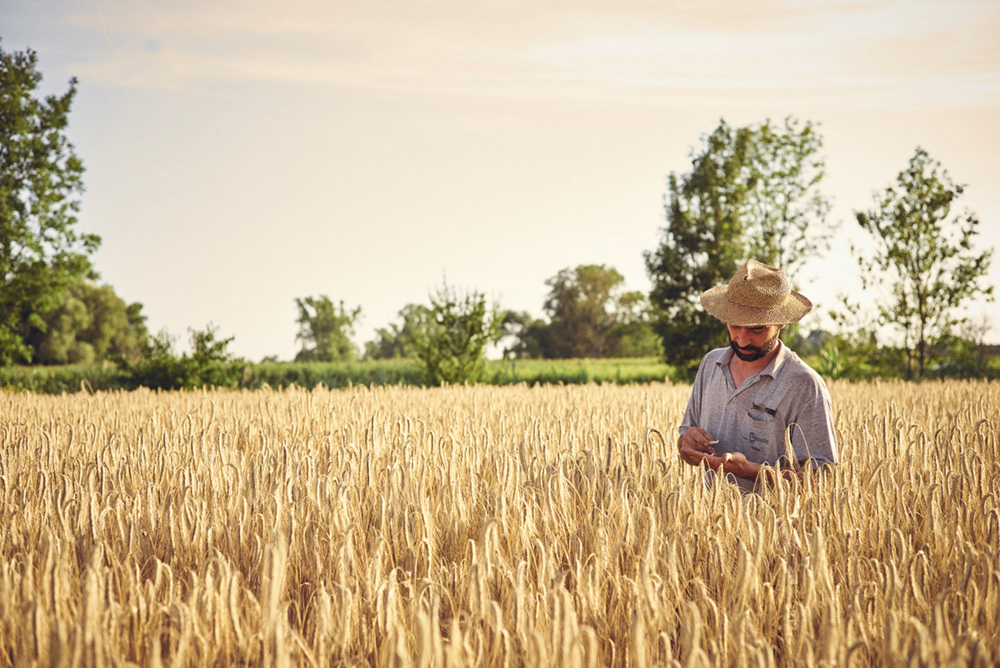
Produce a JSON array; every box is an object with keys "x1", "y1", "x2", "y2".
[
  {"x1": 1, "y1": 357, "x2": 677, "y2": 393},
  {"x1": 250, "y1": 357, "x2": 674, "y2": 389}
]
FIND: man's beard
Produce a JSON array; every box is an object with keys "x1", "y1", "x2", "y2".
[{"x1": 730, "y1": 334, "x2": 779, "y2": 362}]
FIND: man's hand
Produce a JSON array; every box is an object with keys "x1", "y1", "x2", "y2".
[
  {"x1": 678, "y1": 427, "x2": 717, "y2": 466},
  {"x1": 679, "y1": 431, "x2": 764, "y2": 481},
  {"x1": 703, "y1": 451, "x2": 762, "y2": 480}
]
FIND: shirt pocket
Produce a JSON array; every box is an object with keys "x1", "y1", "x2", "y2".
[{"x1": 743, "y1": 410, "x2": 780, "y2": 460}]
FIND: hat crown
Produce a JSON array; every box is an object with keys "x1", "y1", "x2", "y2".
[{"x1": 727, "y1": 260, "x2": 790, "y2": 309}]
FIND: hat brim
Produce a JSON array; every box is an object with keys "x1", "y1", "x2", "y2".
[{"x1": 700, "y1": 285, "x2": 812, "y2": 326}]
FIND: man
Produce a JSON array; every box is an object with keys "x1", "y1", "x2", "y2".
[{"x1": 677, "y1": 260, "x2": 838, "y2": 493}]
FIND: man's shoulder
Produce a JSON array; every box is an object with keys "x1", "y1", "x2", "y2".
[{"x1": 775, "y1": 347, "x2": 829, "y2": 393}]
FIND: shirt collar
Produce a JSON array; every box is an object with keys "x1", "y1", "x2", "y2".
[{"x1": 760, "y1": 340, "x2": 788, "y2": 377}]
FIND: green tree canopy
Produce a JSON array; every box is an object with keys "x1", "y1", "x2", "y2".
[
  {"x1": 611, "y1": 290, "x2": 661, "y2": 358},
  {"x1": 501, "y1": 265, "x2": 660, "y2": 360},
  {"x1": 294, "y1": 296, "x2": 362, "y2": 363},
  {"x1": 541, "y1": 264, "x2": 659, "y2": 359},
  {"x1": 498, "y1": 310, "x2": 549, "y2": 360},
  {"x1": 0, "y1": 43, "x2": 100, "y2": 365},
  {"x1": 543, "y1": 264, "x2": 622, "y2": 358},
  {"x1": 644, "y1": 117, "x2": 833, "y2": 376},
  {"x1": 26, "y1": 281, "x2": 149, "y2": 364},
  {"x1": 847, "y1": 147, "x2": 994, "y2": 377},
  {"x1": 364, "y1": 303, "x2": 429, "y2": 360}
]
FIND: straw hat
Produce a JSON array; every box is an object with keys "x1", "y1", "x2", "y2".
[{"x1": 700, "y1": 260, "x2": 812, "y2": 326}]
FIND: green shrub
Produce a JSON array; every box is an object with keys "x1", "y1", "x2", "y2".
[
  {"x1": 407, "y1": 284, "x2": 504, "y2": 386},
  {"x1": 117, "y1": 326, "x2": 248, "y2": 390}
]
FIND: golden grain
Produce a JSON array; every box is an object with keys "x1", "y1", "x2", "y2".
[{"x1": 0, "y1": 380, "x2": 997, "y2": 666}]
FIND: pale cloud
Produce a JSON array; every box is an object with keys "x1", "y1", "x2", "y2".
[
  {"x1": 44, "y1": 0, "x2": 1000, "y2": 108},
  {"x1": 846, "y1": 27, "x2": 1000, "y2": 78}
]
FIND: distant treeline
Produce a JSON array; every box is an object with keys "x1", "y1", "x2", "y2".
[{"x1": 5, "y1": 350, "x2": 1000, "y2": 395}]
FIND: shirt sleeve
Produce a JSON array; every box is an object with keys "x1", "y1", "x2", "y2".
[
  {"x1": 786, "y1": 375, "x2": 838, "y2": 469},
  {"x1": 679, "y1": 354, "x2": 710, "y2": 438}
]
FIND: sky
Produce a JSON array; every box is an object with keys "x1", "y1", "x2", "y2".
[{"x1": 3, "y1": 0, "x2": 999, "y2": 361}]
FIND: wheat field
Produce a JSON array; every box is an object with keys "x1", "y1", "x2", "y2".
[{"x1": 0, "y1": 380, "x2": 997, "y2": 667}]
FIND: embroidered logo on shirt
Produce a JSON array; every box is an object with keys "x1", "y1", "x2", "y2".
[{"x1": 749, "y1": 432, "x2": 769, "y2": 445}]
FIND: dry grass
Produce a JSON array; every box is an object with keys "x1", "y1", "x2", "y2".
[{"x1": 0, "y1": 380, "x2": 997, "y2": 667}]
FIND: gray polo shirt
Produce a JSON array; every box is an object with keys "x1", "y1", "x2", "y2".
[{"x1": 679, "y1": 341, "x2": 838, "y2": 493}]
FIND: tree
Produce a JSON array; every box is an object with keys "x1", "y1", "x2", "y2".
[
  {"x1": 543, "y1": 265, "x2": 623, "y2": 358},
  {"x1": 363, "y1": 303, "x2": 429, "y2": 360},
  {"x1": 536, "y1": 264, "x2": 660, "y2": 359},
  {"x1": 26, "y1": 281, "x2": 149, "y2": 364},
  {"x1": 0, "y1": 44, "x2": 100, "y2": 365},
  {"x1": 644, "y1": 117, "x2": 833, "y2": 376},
  {"x1": 744, "y1": 119, "x2": 833, "y2": 272},
  {"x1": 499, "y1": 267, "x2": 660, "y2": 360},
  {"x1": 294, "y1": 296, "x2": 362, "y2": 362},
  {"x1": 610, "y1": 290, "x2": 661, "y2": 358},
  {"x1": 498, "y1": 310, "x2": 550, "y2": 359},
  {"x1": 407, "y1": 282, "x2": 504, "y2": 386},
  {"x1": 848, "y1": 147, "x2": 993, "y2": 377}
]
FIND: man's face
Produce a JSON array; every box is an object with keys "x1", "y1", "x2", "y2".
[{"x1": 728, "y1": 324, "x2": 784, "y2": 362}]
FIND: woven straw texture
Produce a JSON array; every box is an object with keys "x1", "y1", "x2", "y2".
[{"x1": 700, "y1": 260, "x2": 812, "y2": 325}]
